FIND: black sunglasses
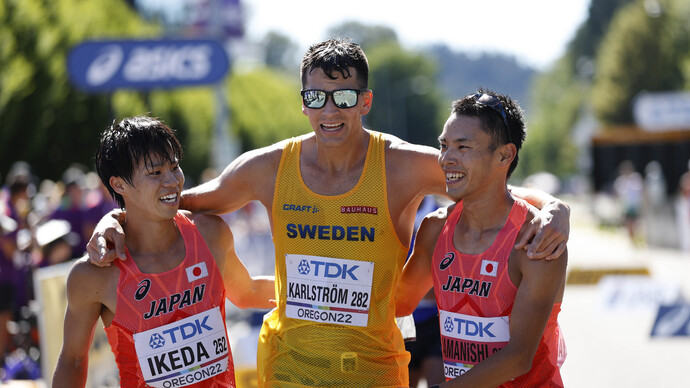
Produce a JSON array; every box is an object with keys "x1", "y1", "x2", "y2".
[
  {"x1": 472, "y1": 93, "x2": 512, "y2": 144},
  {"x1": 301, "y1": 89, "x2": 368, "y2": 109}
]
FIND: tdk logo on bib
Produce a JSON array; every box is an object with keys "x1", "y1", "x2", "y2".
[
  {"x1": 148, "y1": 333, "x2": 166, "y2": 349},
  {"x1": 439, "y1": 311, "x2": 510, "y2": 342},
  {"x1": 297, "y1": 259, "x2": 360, "y2": 280},
  {"x1": 148, "y1": 314, "x2": 214, "y2": 349},
  {"x1": 67, "y1": 39, "x2": 229, "y2": 91}
]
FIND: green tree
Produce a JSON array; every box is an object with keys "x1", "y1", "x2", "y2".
[
  {"x1": 229, "y1": 67, "x2": 310, "y2": 151},
  {"x1": 0, "y1": 0, "x2": 158, "y2": 181},
  {"x1": 519, "y1": 0, "x2": 642, "y2": 178},
  {"x1": 326, "y1": 22, "x2": 398, "y2": 51},
  {"x1": 366, "y1": 43, "x2": 446, "y2": 147},
  {"x1": 591, "y1": 0, "x2": 690, "y2": 124}
]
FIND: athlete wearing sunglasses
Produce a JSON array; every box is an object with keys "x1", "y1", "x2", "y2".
[{"x1": 301, "y1": 88, "x2": 370, "y2": 109}]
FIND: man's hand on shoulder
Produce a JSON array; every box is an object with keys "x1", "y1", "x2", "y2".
[
  {"x1": 514, "y1": 199, "x2": 570, "y2": 261},
  {"x1": 86, "y1": 209, "x2": 126, "y2": 267}
]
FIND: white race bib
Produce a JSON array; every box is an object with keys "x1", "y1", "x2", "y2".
[
  {"x1": 133, "y1": 306, "x2": 229, "y2": 387},
  {"x1": 285, "y1": 254, "x2": 374, "y2": 327}
]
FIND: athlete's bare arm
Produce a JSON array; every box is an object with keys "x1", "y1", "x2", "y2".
[
  {"x1": 383, "y1": 135, "x2": 570, "y2": 257},
  {"x1": 181, "y1": 142, "x2": 285, "y2": 216},
  {"x1": 52, "y1": 260, "x2": 117, "y2": 388},
  {"x1": 192, "y1": 212, "x2": 275, "y2": 309},
  {"x1": 86, "y1": 142, "x2": 285, "y2": 267},
  {"x1": 440, "y1": 210, "x2": 568, "y2": 388},
  {"x1": 395, "y1": 206, "x2": 451, "y2": 317}
]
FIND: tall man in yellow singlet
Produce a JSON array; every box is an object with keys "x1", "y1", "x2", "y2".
[{"x1": 88, "y1": 39, "x2": 570, "y2": 387}]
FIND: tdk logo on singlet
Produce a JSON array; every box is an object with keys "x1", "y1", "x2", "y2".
[
  {"x1": 148, "y1": 315, "x2": 214, "y2": 349},
  {"x1": 443, "y1": 316, "x2": 495, "y2": 338},
  {"x1": 297, "y1": 259, "x2": 360, "y2": 281},
  {"x1": 283, "y1": 204, "x2": 319, "y2": 213}
]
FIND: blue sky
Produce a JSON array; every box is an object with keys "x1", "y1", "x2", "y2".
[{"x1": 137, "y1": 0, "x2": 590, "y2": 70}]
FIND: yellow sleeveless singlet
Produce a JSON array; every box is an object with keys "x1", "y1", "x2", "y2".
[{"x1": 257, "y1": 132, "x2": 410, "y2": 387}]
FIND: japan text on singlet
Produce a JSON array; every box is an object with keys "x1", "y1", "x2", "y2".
[
  {"x1": 104, "y1": 213, "x2": 235, "y2": 388},
  {"x1": 432, "y1": 199, "x2": 566, "y2": 387},
  {"x1": 259, "y1": 132, "x2": 410, "y2": 387}
]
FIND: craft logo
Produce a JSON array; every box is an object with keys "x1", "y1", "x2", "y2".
[{"x1": 283, "y1": 204, "x2": 319, "y2": 213}]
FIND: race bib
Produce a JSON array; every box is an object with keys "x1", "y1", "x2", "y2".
[
  {"x1": 439, "y1": 310, "x2": 510, "y2": 379},
  {"x1": 285, "y1": 254, "x2": 374, "y2": 327},
  {"x1": 133, "y1": 307, "x2": 229, "y2": 387}
]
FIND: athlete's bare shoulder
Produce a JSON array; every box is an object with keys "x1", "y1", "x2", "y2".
[
  {"x1": 183, "y1": 211, "x2": 232, "y2": 268},
  {"x1": 67, "y1": 256, "x2": 119, "y2": 306},
  {"x1": 376, "y1": 131, "x2": 445, "y2": 196}
]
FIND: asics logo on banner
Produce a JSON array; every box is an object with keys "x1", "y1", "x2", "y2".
[
  {"x1": 86, "y1": 44, "x2": 215, "y2": 87},
  {"x1": 149, "y1": 333, "x2": 166, "y2": 349},
  {"x1": 299, "y1": 260, "x2": 360, "y2": 281},
  {"x1": 283, "y1": 204, "x2": 319, "y2": 213},
  {"x1": 86, "y1": 45, "x2": 123, "y2": 86},
  {"x1": 298, "y1": 259, "x2": 311, "y2": 275},
  {"x1": 150, "y1": 315, "x2": 214, "y2": 347},
  {"x1": 440, "y1": 252, "x2": 455, "y2": 270},
  {"x1": 444, "y1": 316, "x2": 496, "y2": 338}
]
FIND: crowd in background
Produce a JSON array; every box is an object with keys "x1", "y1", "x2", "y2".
[
  {"x1": 593, "y1": 158, "x2": 690, "y2": 250},
  {"x1": 0, "y1": 161, "x2": 118, "y2": 381}
]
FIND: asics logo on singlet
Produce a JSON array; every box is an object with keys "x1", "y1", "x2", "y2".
[
  {"x1": 297, "y1": 259, "x2": 311, "y2": 275},
  {"x1": 283, "y1": 204, "x2": 319, "y2": 213},
  {"x1": 135, "y1": 279, "x2": 152, "y2": 301},
  {"x1": 299, "y1": 259, "x2": 360, "y2": 281},
  {"x1": 149, "y1": 315, "x2": 214, "y2": 348},
  {"x1": 149, "y1": 333, "x2": 166, "y2": 349},
  {"x1": 440, "y1": 252, "x2": 455, "y2": 270}
]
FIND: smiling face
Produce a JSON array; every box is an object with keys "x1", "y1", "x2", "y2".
[
  {"x1": 301, "y1": 67, "x2": 372, "y2": 148},
  {"x1": 438, "y1": 113, "x2": 512, "y2": 201},
  {"x1": 111, "y1": 152, "x2": 184, "y2": 221}
]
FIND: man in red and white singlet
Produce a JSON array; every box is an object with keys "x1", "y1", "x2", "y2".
[
  {"x1": 396, "y1": 90, "x2": 568, "y2": 387},
  {"x1": 52, "y1": 116, "x2": 274, "y2": 388}
]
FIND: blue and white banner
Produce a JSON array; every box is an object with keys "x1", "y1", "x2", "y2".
[{"x1": 67, "y1": 38, "x2": 229, "y2": 92}]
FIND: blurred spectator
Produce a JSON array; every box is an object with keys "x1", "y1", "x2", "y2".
[
  {"x1": 676, "y1": 159, "x2": 690, "y2": 251},
  {"x1": 613, "y1": 160, "x2": 644, "y2": 245},
  {"x1": 35, "y1": 219, "x2": 75, "y2": 267},
  {"x1": 5, "y1": 162, "x2": 35, "y2": 231},
  {"x1": 83, "y1": 171, "x2": 118, "y2": 244},
  {"x1": 0, "y1": 213, "x2": 18, "y2": 372},
  {"x1": 49, "y1": 165, "x2": 90, "y2": 259},
  {"x1": 643, "y1": 161, "x2": 676, "y2": 248}
]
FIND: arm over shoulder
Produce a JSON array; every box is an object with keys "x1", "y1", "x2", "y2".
[
  {"x1": 384, "y1": 136, "x2": 446, "y2": 198},
  {"x1": 193, "y1": 213, "x2": 275, "y2": 309},
  {"x1": 181, "y1": 141, "x2": 285, "y2": 215}
]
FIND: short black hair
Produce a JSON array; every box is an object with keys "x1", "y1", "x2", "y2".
[
  {"x1": 450, "y1": 88, "x2": 526, "y2": 177},
  {"x1": 300, "y1": 38, "x2": 369, "y2": 89},
  {"x1": 95, "y1": 116, "x2": 182, "y2": 208}
]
